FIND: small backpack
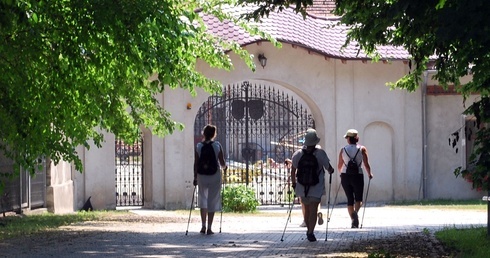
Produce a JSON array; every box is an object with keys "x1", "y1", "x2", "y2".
[
  {"x1": 344, "y1": 147, "x2": 361, "y2": 174},
  {"x1": 296, "y1": 148, "x2": 319, "y2": 196},
  {"x1": 197, "y1": 141, "x2": 219, "y2": 175}
]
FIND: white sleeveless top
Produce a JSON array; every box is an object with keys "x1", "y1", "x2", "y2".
[{"x1": 341, "y1": 144, "x2": 363, "y2": 174}]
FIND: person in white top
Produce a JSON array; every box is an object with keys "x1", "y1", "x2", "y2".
[{"x1": 337, "y1": 129, "x2": 373, "y2": 228}]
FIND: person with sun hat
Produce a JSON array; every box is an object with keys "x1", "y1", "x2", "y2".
[{"x1": 337, "y1": 129, "x2": 373, "y2": 228}]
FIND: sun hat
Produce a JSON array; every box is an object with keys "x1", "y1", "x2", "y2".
[
  {"x1": 344, "y1": 129, "x2": 358, "y2": 138},
  {"x1": 304, "y1": 128, "x2": 321, "y2": 146}
]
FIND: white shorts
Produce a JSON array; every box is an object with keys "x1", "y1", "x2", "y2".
[{"x1": 197, "y1": 172, "x2": 222, "y2": 212}]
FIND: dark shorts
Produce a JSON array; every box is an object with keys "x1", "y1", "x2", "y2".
[
  {"x1": 340, "y1": 173, "x2": 364, "y2": 206},
  {"x1": 300, "y1": 196, "x2": 321, "y2": 205}
]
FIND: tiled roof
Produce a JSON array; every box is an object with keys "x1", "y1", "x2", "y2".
[
  {"x1": 307, "y1": 0, "x2": 337, "y2": 17},
  {"x1": 202, "y1": 6, "x2": 410, "y2": 60}
]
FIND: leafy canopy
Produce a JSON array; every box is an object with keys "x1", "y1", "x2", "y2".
[
  {"x1": 241, "y1": 0, "x2": 490, "y2": 189},
  {"x1": 0, "y1": 0, "x2": 266, "y2": 178}
]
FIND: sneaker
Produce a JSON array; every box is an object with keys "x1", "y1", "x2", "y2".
[
  {"x1": 351, "y1": 211, "x2": 359, "y2": 228},
  {"x1": 299, "y1": 221, "x2": 307, "y2": 227},
  {"x1": 317, "y1": 212, "x2": 324, "y2": 225},
  {"x1": 306, "y1": 233, "x2": 317, "y2": 242}
]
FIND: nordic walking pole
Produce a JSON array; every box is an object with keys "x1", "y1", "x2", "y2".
[
  {"x1": 219, "y1": 167, "x2": 227, "y2": 233},
  {"x1": 325, "y1": 172, "x2": 332, "y2": 241},
  {"x1": 185, "y1": 185, "x2": 197, "y2": 235},
  {"x1": 360, "y1": 178, "x2": 371, "y2": 229},
  {"x1": 280, "y1": 189, "x2": 295, "y2": 242}
]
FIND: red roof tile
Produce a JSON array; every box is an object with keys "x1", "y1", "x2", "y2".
[{"x1": 202, "y1": 6, "x2": 410, "y2": 60}]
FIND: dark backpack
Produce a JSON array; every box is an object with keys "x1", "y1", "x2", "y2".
[
  {"x1": 197, "y1": 141, "x2": 219, "y2": 175},
  {"x1": 344, "y1": 147, "x2": 361, "y2": 174},
  {"x1": 296, "y1": 148, "x2": 319, "y2": 196}
]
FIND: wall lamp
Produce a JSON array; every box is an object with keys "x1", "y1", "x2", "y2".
[{"x1": 258, "y1": 54, "x2": 267, "y2": 68}]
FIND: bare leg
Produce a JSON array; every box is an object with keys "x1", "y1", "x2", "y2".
[
  {"x1": 347, "y1": 205, "x2": 354, "y2": 218},
  {"x1": 354, "y1": 201, "x2": 362, "y2": 212},
  {"x1": 200, "y1": 208, "x2": 207, "y2": 233},
  {"x1": 207, "y1": 212, "x2": 215, "y2": 234},
  {"x1": 302, "y1": 202, "x2": 306, "y2": 220},
  {"x1": 305, "y1": 203, "x2": 319, "y2": 234},
  {"x1": 348, "y1": 203, "x2": 361, "y2": 228}
]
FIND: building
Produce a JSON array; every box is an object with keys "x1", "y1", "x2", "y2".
[{"x1": 1, "y1": 3, "x2": 480, "y2": 214}]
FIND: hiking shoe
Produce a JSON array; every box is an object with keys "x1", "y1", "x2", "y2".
[
  {"x1": 317, "y1": 212, "x2": 324, "y2": 225},
  {"x1": 306, "y1": 233, "x2": 317, "y2": 242},
  {"x1": 299, "y1": 221, "x2": 307, "y2": 227},
  {"x1": 351, "y1": 211, "x2": 359, "y2": 228}
]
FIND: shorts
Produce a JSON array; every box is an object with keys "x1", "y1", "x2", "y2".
[
  {"x1": 197, "y1": 173, "x2": 222, "y2": 212},
  {"x1": 340, "y1": 173, "x2": 364, "y2": 206},
  {"x1": 300, "y1": 196, "x2": 321, "y2": 205}
]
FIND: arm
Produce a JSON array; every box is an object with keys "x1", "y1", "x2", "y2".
[
  {"x1": 337, "y1": 149, "x2": 344, "y2": 172},
  {"x1": 362, "y1": 146, "x2": 373, "y2": 179},
  {"x1": 218, "y1": 146, "x2": 227, "y2": 171},
  {"x1": 290, "y1": 166, "x2": 297, "y2": 189},
  {"x1": 193, "y1": 150, "x2": 199, "y2": 185}
]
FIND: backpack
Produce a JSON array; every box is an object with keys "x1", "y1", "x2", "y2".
[
  {"x1": 344, "y1": 147, "x2": 361, "y2": 174},
  {"x1": 197, "y1": 141, "x2": 219, "y2": 175},
  {"x1": 296, "y1": 148, "x2": 319, "y2": 196}
]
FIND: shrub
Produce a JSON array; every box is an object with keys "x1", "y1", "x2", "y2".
[{"x1": 222, "y1": 185, "x2": 259, "y2": 212}]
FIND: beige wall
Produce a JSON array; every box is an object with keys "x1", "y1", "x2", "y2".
[
  {"x1": 74, "y1": 42, "x2": 480, "y2": 210},
  {"x1": 46, "y1": 160, "x2": 74, "y2": 214}
]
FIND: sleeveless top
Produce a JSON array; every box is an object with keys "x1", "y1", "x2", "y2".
[{"x1": 341, "y1": 144, "x2": 363, "y2": 174}]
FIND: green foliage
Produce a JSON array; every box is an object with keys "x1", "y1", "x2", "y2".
[
  {"x1": 454, "y1": 97, "x2": 490, "y2": 191},
  {"x1": 0, "y1": 0, "x2": 267, "y2": 184},
  {"x1": 242, "y1": 0, "x2": 490, "y2": 200},
  {"x1": 436, "y1": 226, "x2": 490, "y2": 258},
  {"x1": 367, "y1": 250, "x2": 394, "y2": 258},
  {"x1": 222, "y1": 184, "x2": 259, "y2": 212},
  {"x1": 237, "y1": 0, "x2": 313, "y2": 20}
]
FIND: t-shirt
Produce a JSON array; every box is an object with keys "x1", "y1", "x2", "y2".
[{"x1": 291, "y1": 145, "x2": 330, "y2": 198}]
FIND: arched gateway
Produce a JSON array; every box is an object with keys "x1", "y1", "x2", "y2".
[{"x1": 194, "y1": 81, "x2": 314, "y2": 205}]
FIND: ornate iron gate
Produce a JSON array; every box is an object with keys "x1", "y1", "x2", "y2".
[
  {"x1": 115, "y1": 136, "x2": 144, "y2": 206},
  {"x1": 194, "y1": 81, "x2": 315, "y2": 205}
]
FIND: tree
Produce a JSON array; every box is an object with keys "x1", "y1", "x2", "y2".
[
  {"x1": 241, "y1": 0, "x2": 490, "y2": 191},
  {"x1": 0, "y1": 0, "x2": 270, "y2": 185}
]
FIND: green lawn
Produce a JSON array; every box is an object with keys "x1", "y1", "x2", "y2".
[
  {"x1": 388, "y1": 199, "x2": 487, "y2": 211},
  {"x1": 436, "y1": 226, "x2": 490, "y2": 258}
]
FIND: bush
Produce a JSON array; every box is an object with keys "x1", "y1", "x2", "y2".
[{"x1": 222, "y1": 185, "x2": 259, "y2": 212}]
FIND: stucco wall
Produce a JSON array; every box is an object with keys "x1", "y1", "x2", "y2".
[
  {"x1": 77, "y1": 132, "x2": 116, "y2": 210},
  {"x1": 46, "y1": 160, "x2": 74, "y2": 214},
  {"x1": 425, "y1": 94, "x2": 480, "y2": 200},
  {"x1": 74, "y1": 41, "x2": 480, "y2": 210}
]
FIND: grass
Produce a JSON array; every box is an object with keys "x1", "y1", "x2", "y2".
[
  {"x1": 0, "y1": 210, "x2": 127, "y2": 240},
  {"x1": 436, "y1": 226, "x2": 490, "y2": 258},
  {"x1": 387, "y1": 199, "x2": 487, "y2": 211},
  {"x1": 389, "y1": 199, "x2": 490, "y2": 257}
]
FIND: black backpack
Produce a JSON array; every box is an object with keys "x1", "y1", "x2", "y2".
[
  {"x1": 197, "y1": 141, "x2": 219, "y2": 175},
  {"x1": 296, "y1": 148, "x2": 319, "y2": 196},
  {"x1": 344, "y1": 147, "x2": 361, "y2": 174}
]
